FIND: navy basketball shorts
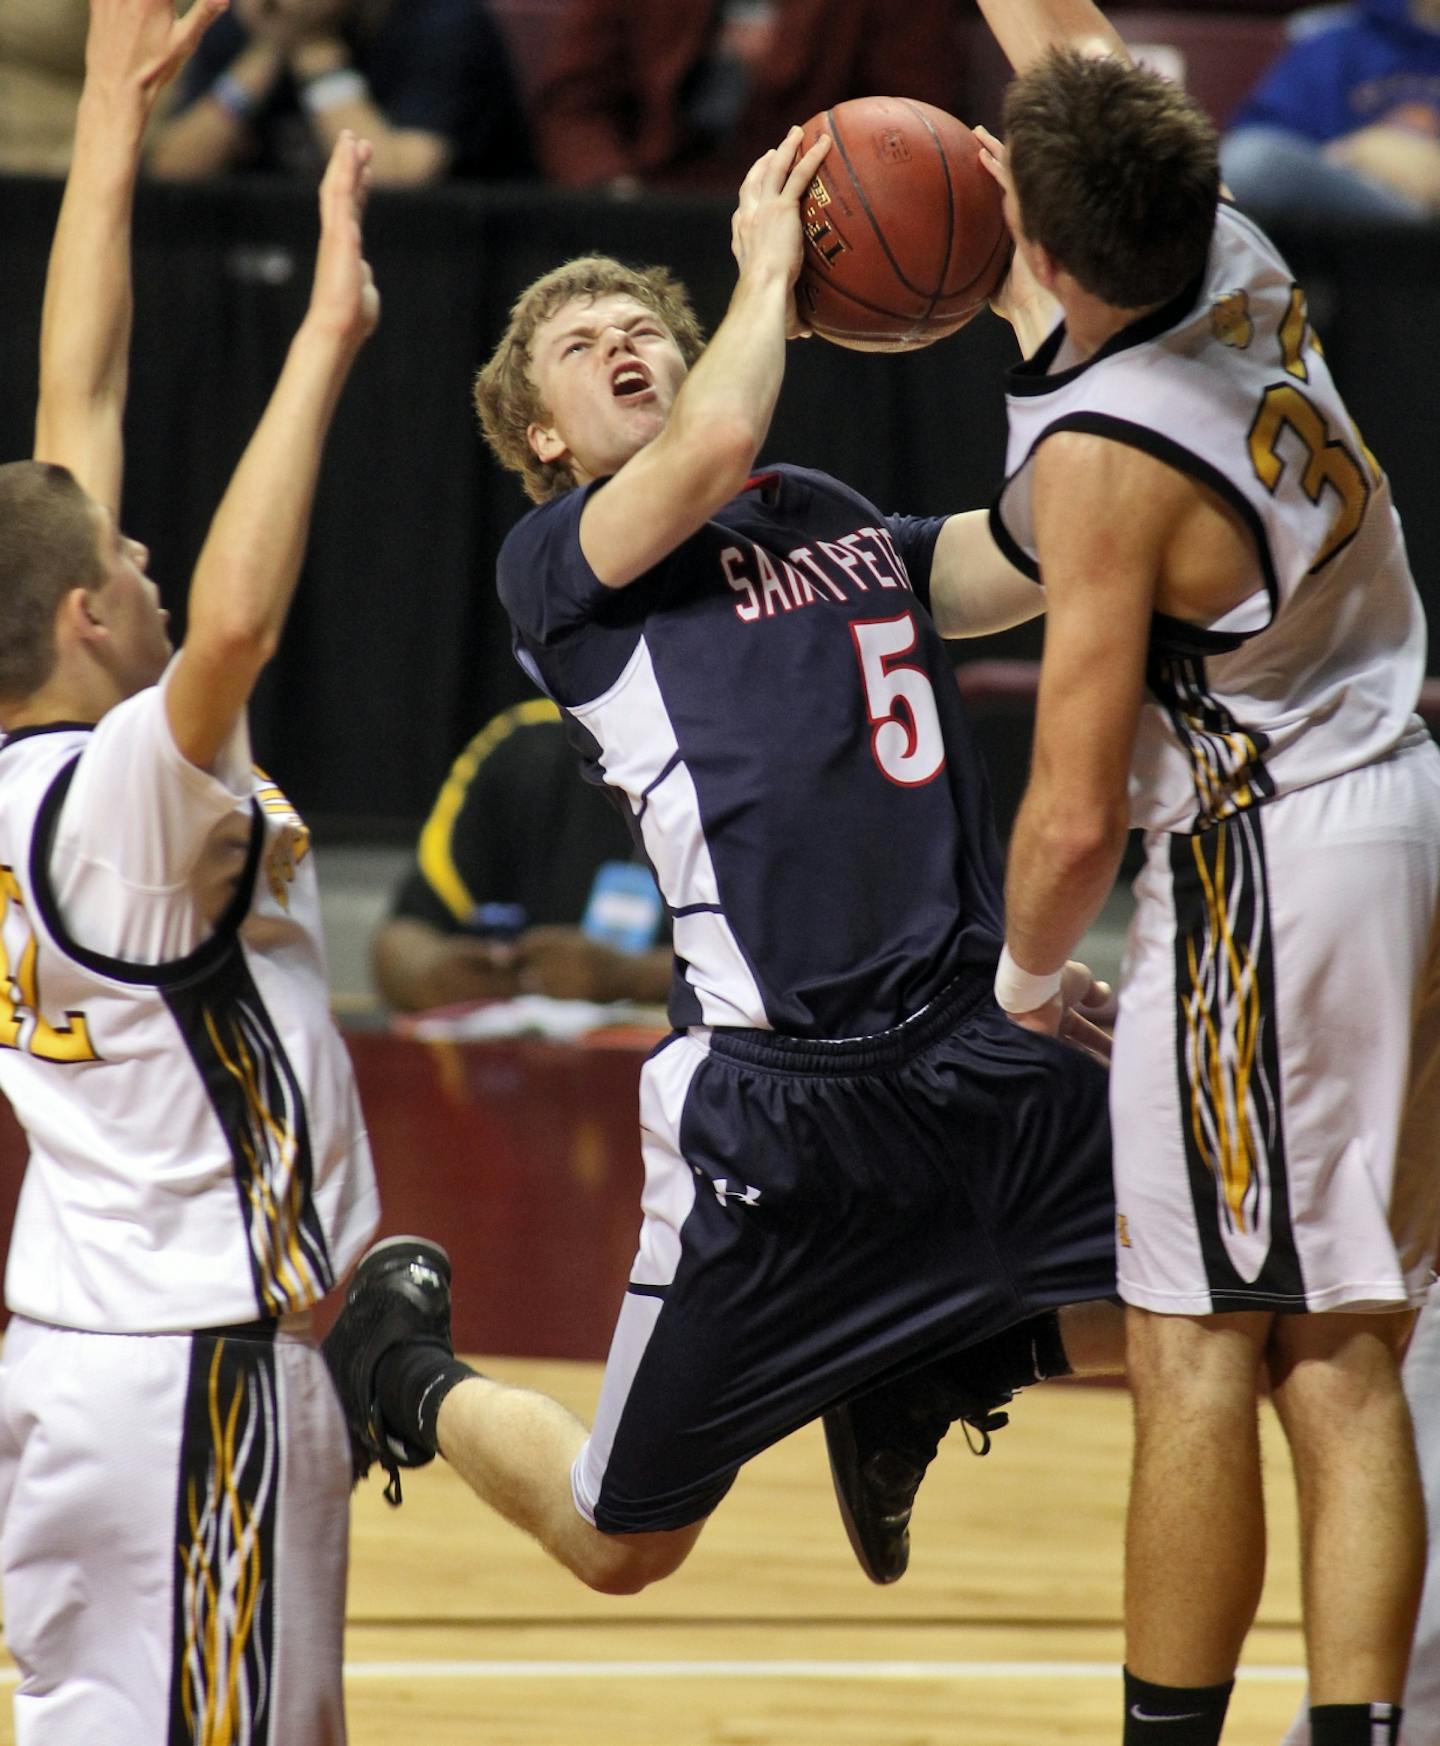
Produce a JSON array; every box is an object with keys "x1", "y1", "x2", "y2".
[{"x1": 571, "y1": 978, "x2": 1117, "y2": 1535}]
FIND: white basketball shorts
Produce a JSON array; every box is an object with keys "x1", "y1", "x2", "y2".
[
  {"x1": 0, "y1": 1314, "x2": 351, "y2": 1745},
  {"x1": 1112, "y1": 732, "x2": 1440, "y2": 1314}
]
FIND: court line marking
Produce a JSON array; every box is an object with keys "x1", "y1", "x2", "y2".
[
  {"x1": 335, "y1": 1660, "x2": 1309, "y2": 1683},
  {"x1": 0, "y1": 1660, "x2": 1309, "y2": 1686}
]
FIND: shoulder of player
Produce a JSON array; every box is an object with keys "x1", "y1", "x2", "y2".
[
  {"x1": 1033, "y1": 428, "x2": 1203, "y2": 513},
  {"x1": 496, "y1": 485, "x2": 593, "y2": 588},
  {"x1": 1031, "y1": 433, "x2": 1199, "y2": 587},
  {"x1": 733, "y1": 462, "x2": 884, "y2": 523}
]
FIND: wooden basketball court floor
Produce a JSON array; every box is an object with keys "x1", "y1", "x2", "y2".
[{"x1": 0, "y1": 1358, "x2": 1308, "y2": 1745}]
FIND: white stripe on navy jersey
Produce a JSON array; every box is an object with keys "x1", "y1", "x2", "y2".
[{"x1": 499, "y1": 465, "x2": 1006, "y2": 1038}]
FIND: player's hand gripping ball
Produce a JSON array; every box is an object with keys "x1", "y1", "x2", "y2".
[{"x1": 796, "y1": 95, "x2": 1012, "y2": 351}]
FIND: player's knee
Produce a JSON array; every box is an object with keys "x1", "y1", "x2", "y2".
[
  {"x1": 1269, "y1": 1316, "x2": 1413, "y2": 1444},
  {"x1": 574, "y1": 1527, "x2": 694, "y2": 1595},
  {"x1": 1125, "y1": 1307, "x2": 1270, "y2": 1414}
]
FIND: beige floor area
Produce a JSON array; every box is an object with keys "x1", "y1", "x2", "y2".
[{"x1": 0, "y1": 1358, "x2": 1308, "y2": 1745}]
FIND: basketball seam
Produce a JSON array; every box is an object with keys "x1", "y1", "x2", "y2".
[
  {"x1": 826, "y1": 102, "x2": 942, "y2": 304},
  {"x1": 806, "y1": 222, "x2": 1009, "y2": 338},
  {"x1": 818, "y1": 99, "x2": 1004, "y2": 333}
]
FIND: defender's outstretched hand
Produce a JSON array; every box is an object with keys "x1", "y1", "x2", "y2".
[
  {"x1": 86, "y1": 0, "x2": 229, "y2": 111},
  {"x1": 731, "y1": 126, "x2": 831, "y2": 335},
  {"x1": 308, "y1": 132, "x2": 381, "y2": 351},
  {"x1": 974, "y1": 125, "x2": 1059, "y2": 356}
]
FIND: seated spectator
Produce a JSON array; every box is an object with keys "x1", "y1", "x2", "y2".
[
  {"x1": 0, "y1": 0, "x2": 87, "y2": 176},
  {"x1": 1221, "y1": 0, "x2": 1440, "y2": 221},
  {"x1": 148, "y1": 0, "x2": 533, "y2": 186},
  {"x1": 373, "y1": 699, "x2": 671, "y2": 1012},
  {"x1": 527, "y1": 0, "x2": 964, "y2": 192}
]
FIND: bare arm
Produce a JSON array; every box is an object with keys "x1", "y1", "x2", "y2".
[
  {"x1": 971, "y1": 0, "x2": 1128, "y2": 75},
  {"x1": 372, "y1": 916, "x2": 520, "y2": 1010},
  {"x1": 1325, "y1": 126, "x2": 1440, "y2": 212},
  {"x1": 1001, "y1": 435, "x2": 1165, "y2": 1018},
  {"x1": 925, "y1": 511, "x2": 1046, "y2": 638},
  {"x1": 165, "y1": 132, "x2": 378, "y2": 771},
  {"x1": 150, "y1": 1, "x2": 452, "y2": 187},
  {"x1": 147, "y1": 39, "x2": 286, "y2": 179},
  {"x1": 33, "y1": 0, "x2": 228, "y2": 511},
  {"x1": 287, "y1": 32, "x2": 452, "y2": 186},
  {"x1": 578, "y1": 128, "x2": 831, "y2": 588},
  {"x1": 511, "y1": 928, "x2": 672, "y2": 1004}
]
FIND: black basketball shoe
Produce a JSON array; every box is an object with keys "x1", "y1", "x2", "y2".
[
  {"x1": 824, "y1": 1365, "x2": 1013, "y2": 1585},
  {"x1": 322, "y1": 1236, "x2": 453, "y2": 1505}
]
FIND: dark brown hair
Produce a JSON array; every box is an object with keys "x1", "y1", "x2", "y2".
[
  {"x1": 1004, "y1": 49, "x2": 1220, "y2": 310},
  {"x1": 474, "y1": 255, "x2": 706, "y2": 504},
  {"x1": 0, "y1": 462, "x2": 103, "y2": 703}
]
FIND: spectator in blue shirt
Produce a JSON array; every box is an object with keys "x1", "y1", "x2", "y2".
[{"x1": 1221, "y1": 0, "x2": 1440, "y2": 221}]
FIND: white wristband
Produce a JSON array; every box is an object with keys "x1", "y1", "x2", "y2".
[
  {"x1": 300, "y1": 67, "x2": 367, "y2": 115},
  {"x1": 994, "y1": 944, "x2": 1063, "y2": 1014},
  {"x1": 212, "y1": 70, "x2": 258, "y2": 123}
]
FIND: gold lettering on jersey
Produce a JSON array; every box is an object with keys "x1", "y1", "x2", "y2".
[
  {"x1": 1116, "y1": 1213, "x2": 1132, "y2": 1249},
  {"x1": 1247, "y1": 383, "x2": 1370, "y2": 574},
  {"x1": 1210, "y1": 290, "x2": 1253, "y2": 350},
  {"x1": 252, "y1": 767, "x2": 311, "y2": 912},
  {"x1": 0, "y1": 865, "x2": 98, "y2": 1063},
  {"x1": 1278, "y1": 284, "x2": 1313, "y2": 382}
]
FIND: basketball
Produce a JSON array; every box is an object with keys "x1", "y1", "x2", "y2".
[{"x1": 796, "y1": 96, "x2": 1013, "y2": 352}]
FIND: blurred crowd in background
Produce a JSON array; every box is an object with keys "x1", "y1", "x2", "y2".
[{"x1": 2, "y1": 0, "x2": 1438, "y2": 216}]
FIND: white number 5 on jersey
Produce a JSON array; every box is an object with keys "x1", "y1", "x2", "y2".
[{"x1": 851, "y1": 613, "x2": 947, "y2": 787}]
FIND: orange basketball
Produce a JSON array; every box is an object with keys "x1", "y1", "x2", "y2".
[{"x1": 796, "y1": 96, "x2": 1013, "y2": 352}]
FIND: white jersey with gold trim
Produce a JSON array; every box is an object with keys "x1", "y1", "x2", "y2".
[
  {"x1": 992, "y1": 201, "x2": 1428, "y2": 834},
  {"x1": 0, "y1": 669, "x2": 379, "y2": 1333}
]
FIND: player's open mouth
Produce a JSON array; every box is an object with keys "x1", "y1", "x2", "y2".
[{"x1": 611, "y1": 365, "x2": 652, "y2": 399}]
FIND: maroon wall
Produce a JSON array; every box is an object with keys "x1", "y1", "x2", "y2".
[{"x1": 0, "y1": 1029, "x2": 659, "y2": 1361}]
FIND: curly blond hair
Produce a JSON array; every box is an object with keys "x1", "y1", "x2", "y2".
[{"x1": 474, "y1": 256, "x2": 707, "y2": 504}]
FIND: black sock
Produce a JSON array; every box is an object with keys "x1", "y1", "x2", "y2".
[
  {"x1": 375, "y1": 1338, "x2": 478, "y2": 1454},
  {"x1": 1309, "y1": 1702, "x2": 1402, "y2": 1745},
  {"x1": 1028, "y1": 1308, "x2": 1073, "y2": 1381},
  {"x1": 1122, "y1": 1668, "x2": 1233, "y2": 1746},
  {"x1": 943, "y1": 1311, "x2": 1073, "y2": 1400}
]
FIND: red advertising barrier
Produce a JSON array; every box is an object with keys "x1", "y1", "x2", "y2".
[{"x1": 0, "y1": 1028, "x2": 659, "y2": 1361}]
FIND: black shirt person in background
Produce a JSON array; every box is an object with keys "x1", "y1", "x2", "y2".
[
  {"x1": 148, "y1": 0, "x2": 533, "y2": 185},
  {"x1": 372, "y1": 699, "x2": 671, "y2": 1011}
]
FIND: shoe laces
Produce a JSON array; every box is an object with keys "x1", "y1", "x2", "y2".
[{"x1": 861, "y1": 1377, "x2": 1013, "y2": 1504}]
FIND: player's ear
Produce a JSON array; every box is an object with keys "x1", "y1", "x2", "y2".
[
  {"x1": 55, "y1": 586, "x2": 106, "y2": 656},
  {"x1": 1024, "y1": 238, "x2": 1064, "y2": 295},
  {"x1": 527, "y1": 421, "x2": 567, "y2": 466}
]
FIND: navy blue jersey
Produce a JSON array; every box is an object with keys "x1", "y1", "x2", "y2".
[{"x1": 497, "y1": 464, "x2": 1004, "y2": 1037}]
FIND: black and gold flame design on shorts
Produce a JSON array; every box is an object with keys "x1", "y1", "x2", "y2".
[{"x1": 168, "y1": 1333, "x2": 278, "y2": 1746}]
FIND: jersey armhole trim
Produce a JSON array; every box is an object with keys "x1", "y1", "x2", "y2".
[
  {"x1": 29, "y1": 756, "x2": 266, "y2": 987},
  {"x1": 1028, "y1": 410, "x2": 1279, "y2": 635},
  {"x1": 987, "y1": 499, "x2": 1041, "y2": 583}
]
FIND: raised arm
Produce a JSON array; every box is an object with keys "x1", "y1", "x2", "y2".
[
  {"x1": 33, "y1": 0, "x2": 227, "y2": 513},
  {"x1": 164, "y1": 132, "x2": 379, "y2": 771},
  {"x1": 971, "y1": 0, "x2": 1128, "y2": 75},
  {"x1": 577, "y1": 128, "x2": 830, "y2": 588}
]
